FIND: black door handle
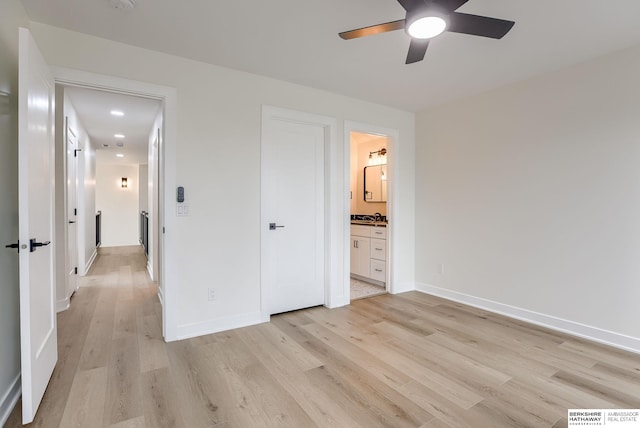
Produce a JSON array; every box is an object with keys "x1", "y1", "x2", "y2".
[
  {"x1": 30, "y1": 239, "x2": 51, "y2": 253},
  {"x1": 69, "y1": 220, "x2": 76, "y2": 224}
]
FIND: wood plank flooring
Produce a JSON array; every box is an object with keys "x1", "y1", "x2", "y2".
[{"x1": 6, "y1": 246, "x2": 640, "y2": 427}]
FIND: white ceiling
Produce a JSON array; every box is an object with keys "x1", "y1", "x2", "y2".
[
  {"x1": 23, "y1": 0, "x2": 640, "y2": 112},
  {"x1": 64, "y1": 86, "x2": 160, "y2": 165}
]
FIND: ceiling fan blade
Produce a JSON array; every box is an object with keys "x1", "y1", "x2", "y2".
[
  {"x1": 339, "y1": 20, "x2": 405, "y2": 40},
  {"x1": 406, "y1": 38, "x2": 430, "y2": 64},
  {"x1": 447, "y1": 12, "x2": 515, "y2": 39},
  {"x1": 440, "y1": 0, "x2": 469, "y2": 11},
  {"x1": 396, "y1": 0, "x2": 423, "y2": 12}
]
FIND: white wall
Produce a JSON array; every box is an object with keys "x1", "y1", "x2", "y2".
[
  {"x1": 147, "y1": 109, "x2": 162, "y2": 281},
  {"x1": 96, "y1": 163, "x2": 140, "y2": 247},
  {"x1": 54, "y1": 89, "x2": 95, "y2": 308},
  {"x1": 79, "y1": 135, "x2": 97, "y2": 273},
  {"x1": 0, "y1": 1, "x2": 29, "y2": 424},
  {"x1": 29, "y1": 22, "x2": 416, "y2": 340},
  {"x1": 416, "y1": 44, "x2": 640, "y2": 351},
  {"x1": 139, "y1": 164, "x2": 148, "y2": 212}
]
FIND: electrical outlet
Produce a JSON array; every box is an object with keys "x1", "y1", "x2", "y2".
[{"x1": 207, "y1": 287, "x2": 215, "y2": 301}]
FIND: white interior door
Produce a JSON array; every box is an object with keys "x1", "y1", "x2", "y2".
[
  {"x1": 18, "y1": 27, "x2": 57, "y2": 424},
  {"x1": 262, "y1": 118, "x2": 325, "y2": 315},
  {"x1": 66, "y1": 125, "x2": 78, "y2": 297}
]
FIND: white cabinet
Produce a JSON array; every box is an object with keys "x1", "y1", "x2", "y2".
[
  {"x1": 350, "y1": 235, "x2": 370, "y2": 278},
  {"x1": 370, "y1": 238, "x2": 386, "y2": 261},
  {"x1": 370, "y1": 259, "x2": 386, "y2": 282},
  {"x1": 350, "y1": 224, "x2": 387, "y2": 283}
]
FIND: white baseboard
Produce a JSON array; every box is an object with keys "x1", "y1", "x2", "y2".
[
  {"x1": 0, "y1": 374, "x2": 21, "y2": 427},
  {"x1": 56, "y1": 297, "x2": 70, "y2": 313},
  {"x1": 157, "y1": 287, "x2": 163, "y2": 305},
  {"x1": 83, "y1": 248, "x2": 98, "y2": 275},
  {"x1": 146, "y1": 261, "x2": 154, "y2": 282},
  {"x1": 391, "y1": 280, "x2": 415, "y2": 295},
  {"x1": 416, "y1": 282, "x2": 640, "y2": 354},
  {"x1": 175, "y1": 311, "x2": 266, "y2": 341},
  {"x1": 326, "y1": 297, "x2": 349, "y2": 309}
]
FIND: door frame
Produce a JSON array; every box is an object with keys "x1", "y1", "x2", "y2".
[
  {"x1": 344, "y1": 121, "x2": 400, "y2": 298},
  {"x1": 51, "y1": 66, "x2": 179, "y2": 341},
  {"x1": 260, "y1": 106, "x2": 340, "y2": 320}
]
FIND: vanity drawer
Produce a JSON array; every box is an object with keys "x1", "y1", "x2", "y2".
[
  {"x1": 370, "y1": 238, "x2": 386, "y2": 261},
  {"x1": 350, "y1": 225, "x2": 371, "y2": 238},
  {"x1": 370, "y1": 227, "x2": 387, "y2": 239},
  {"x1": 370, "y1": 259, "x2": 386, "y2": 282}
]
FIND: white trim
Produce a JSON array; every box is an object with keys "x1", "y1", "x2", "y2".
[
  {"x1": 146, "y1": 261, "x2": 153, "y2": 280},
  {"x1": 56, "y1": 297, "x2": 70, "y2": 313},
  {"x1": 157, "y1": 287, "x2": 163, "y2": 305},
  {"x1": 343, "y1": 121, "x2": 401, "y2": 302},
  {"x1": 83, "y1": 248, "x2": 97, "y2": 275},
  {"x1": 260, "y1": 106, "x2": 341, "y2": 315},
  {"x1": 50, "y1": 66, "x2": 178, "y2": 341},
  {"x1": 0, "y1": 374, "x2": 21, "y2": 427},
  {"x1": 176, "y1": 312, "x2": 265, "y2": 341},
  {"x1": 416, "y1": 282, "x2": 640, "y2": 354},
  {"x1": 389, "y1": 280, "x2": 414, "y2": 294}
]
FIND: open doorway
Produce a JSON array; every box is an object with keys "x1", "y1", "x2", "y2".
[
  {"x1": 55, "y1": 83, "x2": 163, "y2": 317},
  {"x1": 348, "y1": 131, "x2": 390, "y2": 300}
]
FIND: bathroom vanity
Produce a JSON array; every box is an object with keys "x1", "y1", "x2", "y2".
[{"x1": 350, "y1": 223, "x2": 387, "y2": 284}]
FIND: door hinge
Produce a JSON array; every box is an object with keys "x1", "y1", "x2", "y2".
[{"x1": 74, "y1": 267, "x2": 78, "y2": 275}]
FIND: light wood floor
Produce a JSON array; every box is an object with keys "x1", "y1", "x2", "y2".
[{"x1": 6, "y1": 246, "x2": 640, "y2": 427}]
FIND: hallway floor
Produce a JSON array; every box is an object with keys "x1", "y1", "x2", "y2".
[{"x1": 6, "y1": 245, "x2": 161, "y2": 427}]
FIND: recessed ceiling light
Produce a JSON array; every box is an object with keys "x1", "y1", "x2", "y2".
[
  {"x1": 110, "y1": 110, "x2": 124, "y2": 116},
  {"x1": 116, "y1": 153, "x2": 125, "y2": 158},
  {"x1": 114, "y1": 134, "x2": 125, "y2": 139}
]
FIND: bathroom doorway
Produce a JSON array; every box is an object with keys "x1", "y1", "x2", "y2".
[{"x1": 349, "y1": 131, "x2": 389, "y2": 300}]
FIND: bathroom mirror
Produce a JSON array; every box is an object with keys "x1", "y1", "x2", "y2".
[{"x1": 364, "y1": 164, "x2": 387, "y2": 202}]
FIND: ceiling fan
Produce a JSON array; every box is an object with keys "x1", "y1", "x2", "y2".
[{"x1": 339, "y1": 0, "x2": 515, "y2": 64}]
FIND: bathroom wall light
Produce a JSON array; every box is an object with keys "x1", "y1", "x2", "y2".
[
  {"x1": 110, "y1": 110, "x2": 124, "y2": 116},
  {"x1": 368, "y1": 147, "x2": 387, "y2": 165},
  {"x1": 121, "y1": 177, "x2": 128, "y2": 188}
]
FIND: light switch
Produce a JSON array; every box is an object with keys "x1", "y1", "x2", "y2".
[{"x1": 177, "y1": 204, "x2": 189, "y2": 216}]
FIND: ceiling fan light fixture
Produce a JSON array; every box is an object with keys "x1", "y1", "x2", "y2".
[{"x1": 407, "y1": 15, "x2": 447, "y2": 39}]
